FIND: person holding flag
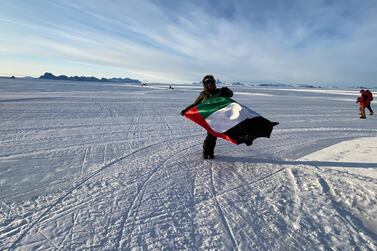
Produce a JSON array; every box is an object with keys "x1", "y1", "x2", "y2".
[
  {"x1": 181, "y1": 75, "x2": 233, "y2": 159},
  {"x1": 181, "y1": 74, "x2": 278, "y2": 159}
]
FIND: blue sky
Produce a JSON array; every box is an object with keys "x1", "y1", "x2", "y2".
[{"x1": 1, "y1": 0, "x2": 377, "y2": 86}]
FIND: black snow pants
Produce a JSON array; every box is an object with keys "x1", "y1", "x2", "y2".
[
  {"x1": 366, "y1": 103, "x2": 374, "y2": 114},
  {"x1": 203, "y1": 132, "x2": 217, "y2": 156}
]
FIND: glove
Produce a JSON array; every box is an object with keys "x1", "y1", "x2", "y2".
[{"x1": 180, "y1": 109, "x2": 186, "y2": 116}]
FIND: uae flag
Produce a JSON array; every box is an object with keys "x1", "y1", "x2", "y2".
[{"x1": 184, "y1": 96, "x2": 279, "y2": 145}]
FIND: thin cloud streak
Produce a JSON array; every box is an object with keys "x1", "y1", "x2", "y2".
[{"x1": 0, "y1": 0, "x2": 377, "y2": 86}]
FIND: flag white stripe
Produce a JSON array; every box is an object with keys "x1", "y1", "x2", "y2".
[{"x1": 205, "y1": 102, "x2": 260, "y2": 133}]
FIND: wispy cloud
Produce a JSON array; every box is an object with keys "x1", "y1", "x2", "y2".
[{"x1": 1, "y1": 0, "x2": 377, "y2": 85}]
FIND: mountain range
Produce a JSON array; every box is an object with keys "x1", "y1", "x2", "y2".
[{"x1": 39, "y1": 72, "x2": 141, "y2": 83}]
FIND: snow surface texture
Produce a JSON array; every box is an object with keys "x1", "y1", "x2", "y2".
[{"x1": 0, "y1": 79, "x2": 376, "y2": 250}]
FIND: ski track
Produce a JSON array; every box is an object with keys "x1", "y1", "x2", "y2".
[
  {"x1": 117, "y1": 141, "x2": 202, "y2": 250},
  {"x1": 1, "y1": 81, "x2": 377, "y2": 250},
  {"x1": 80, "y1": 148, "x2": 89, "y2": 175},
  {"x1": 209, "y1": 162, "x2": 239, "y2": 250},
  {"x1": 7, "y1": 135, "x2": 202, "y2": 250},
  {"x1": 316, "y1": 172, "x2": 377, "y2": 242}
]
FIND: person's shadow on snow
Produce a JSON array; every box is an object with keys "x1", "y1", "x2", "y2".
[{"x1": 215, "y1": 155, "x2": 377, "y2": 169}]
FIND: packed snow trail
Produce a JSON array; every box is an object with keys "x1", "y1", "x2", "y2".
[{"x1": 0, "y1": 79, "x2": 376, "y2": 250}]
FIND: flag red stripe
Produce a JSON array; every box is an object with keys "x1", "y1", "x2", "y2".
[{"x1": 184, "y1": 107, "x2": 238, "y2": 144}]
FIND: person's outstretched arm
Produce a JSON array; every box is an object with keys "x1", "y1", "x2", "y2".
[{"x1": 181, "y1": 92, "x2": 205, "y2": 115}]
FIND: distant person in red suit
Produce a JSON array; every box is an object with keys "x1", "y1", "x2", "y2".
[
  {"x1": 356, "y1": 90, "x2": 368, "y2": 119},
  {"x1": 365, "y1": 90, "x2": 374, "y2": 115}
]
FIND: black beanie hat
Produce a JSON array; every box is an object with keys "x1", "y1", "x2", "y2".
[{"x1": 202, "y1": 75, "x2": 215, "y2": 85}]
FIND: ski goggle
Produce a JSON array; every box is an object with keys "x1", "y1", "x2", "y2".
[{"x1": 203, "y1": 78, "x2": 215, "y2": 86}]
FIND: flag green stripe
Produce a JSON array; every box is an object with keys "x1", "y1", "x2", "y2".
[{"x1": 197, "y1": 96, "x2": 234, "y2": 119}]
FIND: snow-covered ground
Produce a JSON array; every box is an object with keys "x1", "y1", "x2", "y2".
[{"x1": 0, "y1": 78, "x2": 376, "y2": 250}]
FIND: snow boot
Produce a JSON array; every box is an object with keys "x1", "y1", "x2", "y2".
[
  {"x1": 203, "y1": 152, "x2": 209, "y2": 159},
  {"x1": 203, "y1": 151, "x2": 214, "y2": 159}
]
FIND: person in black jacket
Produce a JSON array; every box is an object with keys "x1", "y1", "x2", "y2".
[
  {"x1": 181, "y1": 75, "x2": 233, "y2": 159},
  {"x1": 365, "y1": 90, "x2": 374, "y2": 115}
]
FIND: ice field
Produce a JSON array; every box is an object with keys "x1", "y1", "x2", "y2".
[{"x1": 0, "y1": 78, "x2": 376, "y2": 250}]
